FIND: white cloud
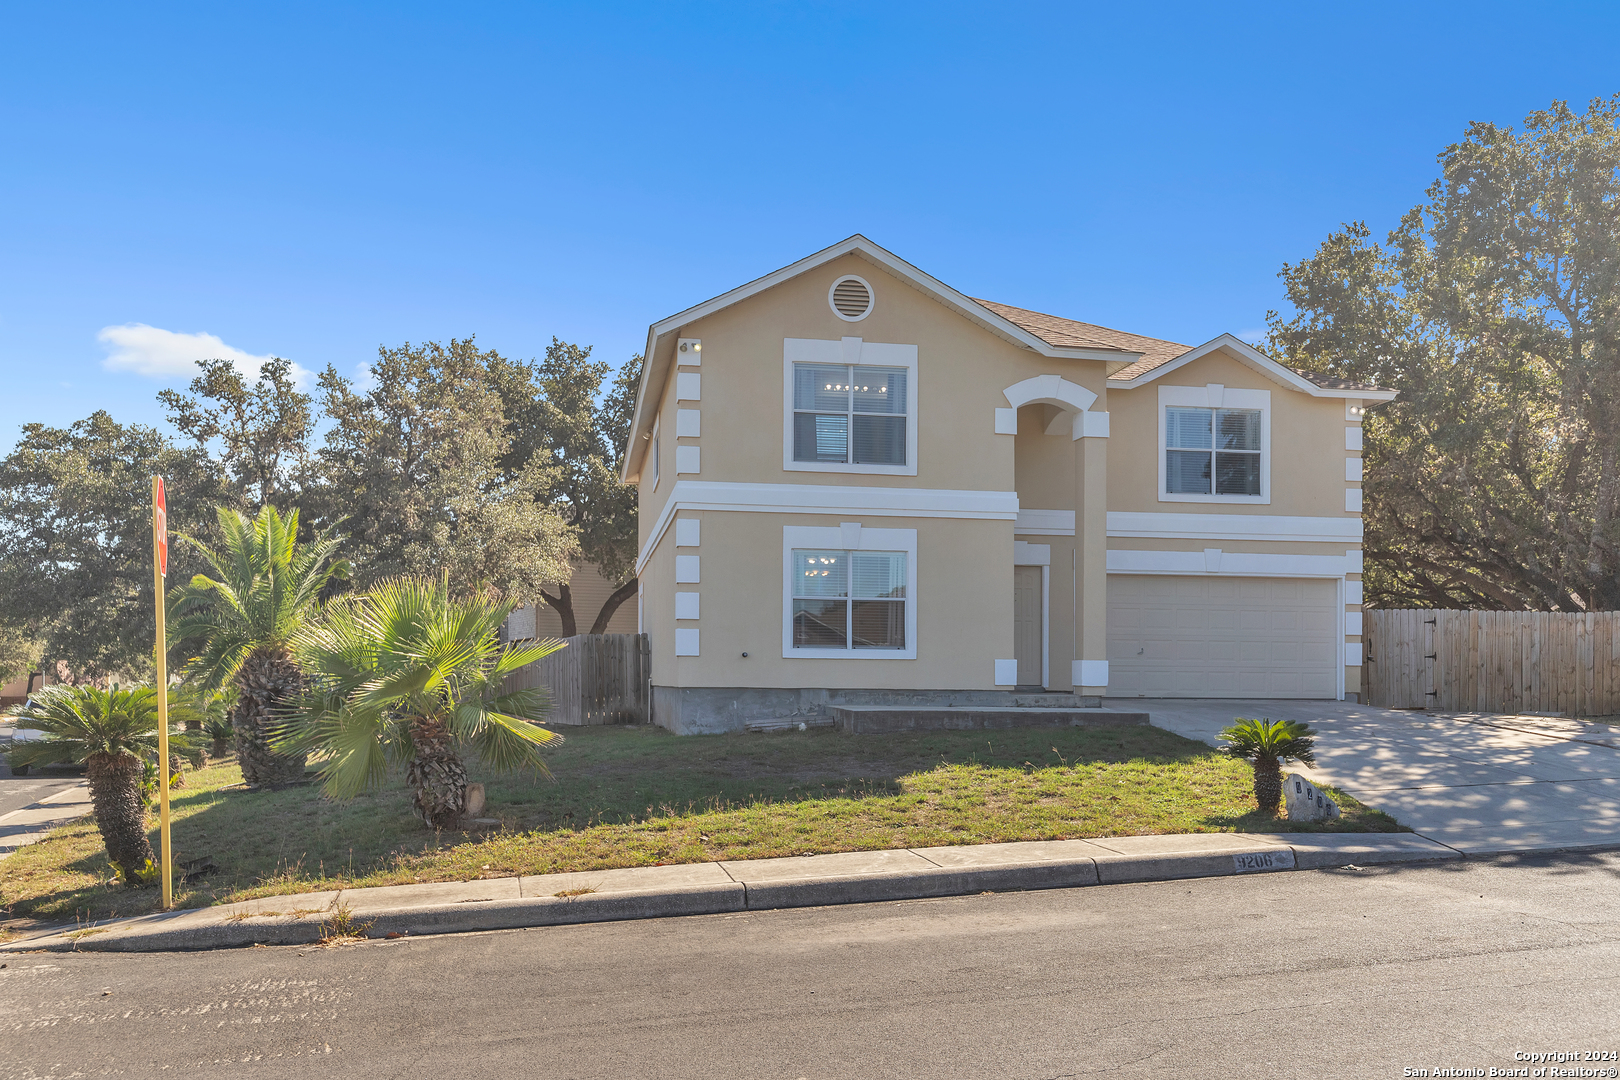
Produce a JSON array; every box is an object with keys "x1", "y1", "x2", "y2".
[{"x1": 98, "y1": 323, "x2": 310, "y2": 385}]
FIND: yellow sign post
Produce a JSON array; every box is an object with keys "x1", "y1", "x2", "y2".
[{"x1": 152, "y1": 476, "x2": 172, "y2": 910}]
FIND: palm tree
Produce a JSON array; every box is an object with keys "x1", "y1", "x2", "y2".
[
  {"x1": 169, "y1": 505, "x2": 348, "y2": 787},
  {"x1": 5, "y1": 685, "x2": 195, "y2": 883},
  {"x1": 282, "y1": 578, "x2": 564, "y2": 829},
  {"x1": 1219, "y1": 718, "x2": 1319, "y2": 816}
]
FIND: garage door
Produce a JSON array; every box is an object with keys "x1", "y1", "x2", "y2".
[{"x1": 1107, "y1": 575, "x2": 1339, "y2": 698}]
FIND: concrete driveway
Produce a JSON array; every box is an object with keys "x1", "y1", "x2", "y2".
[{"x1": 1110, "y1": 698, "x2": 1620, "y2": 854}]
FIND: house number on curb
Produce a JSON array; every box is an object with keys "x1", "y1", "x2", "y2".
[{"x1": 1232, "y1": 850, "x2": 1296, "y2": 872}]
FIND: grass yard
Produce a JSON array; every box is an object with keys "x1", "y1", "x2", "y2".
[{"x1": 0, "y1": 723, "x2": 1403, "y2": 923}]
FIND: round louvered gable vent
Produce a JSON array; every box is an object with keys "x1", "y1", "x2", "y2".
[{"x1": 829, "y1": 275, "x2": 874, "y2": 321}]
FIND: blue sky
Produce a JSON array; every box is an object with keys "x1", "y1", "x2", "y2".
[{"x1": 4, "y1": 1, "x2": 1620, "y2": 442}]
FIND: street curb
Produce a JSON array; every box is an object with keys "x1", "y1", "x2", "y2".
[{"x1": 0, "y1": 832, "x2": 1481, "y2": 954}]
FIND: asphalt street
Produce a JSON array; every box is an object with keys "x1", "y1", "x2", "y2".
[
  {"x1": 4, "y1": 852, "x2": 1618, "y2": 1079},
  {"x1": 0, "y1": 771, "x2": 82, "y2": 819}
]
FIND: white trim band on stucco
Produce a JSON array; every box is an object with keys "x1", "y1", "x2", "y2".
[
  {"x1": 1015, "y1": 510, "x2": 1366, "y2": 542},
  {"x1": 1073, "y1": 660, "x2": 1108, "y2": 688},
  {"x1": 994, "y1": 659, "x2": 1018, "y2": 686},
  {"x1": 1105, "y1": 548, "x2": 1356, "y2": 578},
  {"x1": 1015, "y1": 509, "x2": 1076, "y2": 535},
  {"x1": 1106, "y1": 512, "x2": 1363, "y2": 543},
  {"x1": 1013, "y1": 541, "x2": 1051, "y2": 566},
  {"x1": 635, "y1": 481, "x2": 1020, "y2": 575}
]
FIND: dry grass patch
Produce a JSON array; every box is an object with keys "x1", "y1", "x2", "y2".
[{"x1": 0, "y1": 723, "x2": 1402, "y2": 922}]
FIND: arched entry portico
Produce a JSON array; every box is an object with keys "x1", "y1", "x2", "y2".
[
  {"x1": 1001, "y1": 374, "x2": 1109, "y2": 439},
  {"x1": 998, "y1": 373, "x2": 1110, "y2": 694}
]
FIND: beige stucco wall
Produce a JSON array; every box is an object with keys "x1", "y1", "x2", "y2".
[
  {"x1": 1106, "y1": 350, "x2": 1354, "y2": 519},
  {"x1": 635, "y1": 253, "x2": 1113, "y2": 553},
  {"x1": 1104, "y1": 349, "x2": 1365, "y2": 697},
  {"x1": 630, "y1": 249, "x2": 1368, "y2": 702},
  {"x1": 641, "y1": 509, "x2": 1013, "y2": 689}
]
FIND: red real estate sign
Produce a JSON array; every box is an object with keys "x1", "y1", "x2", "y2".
[{"x1": 155, "y1": 476, "x2": 168, "y2": 578}]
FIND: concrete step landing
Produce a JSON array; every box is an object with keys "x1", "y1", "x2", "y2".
[{"x1": 833, "y1": 706, "x2": 1150, "y2": 734}]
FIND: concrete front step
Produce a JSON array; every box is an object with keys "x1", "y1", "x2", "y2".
[{"x1": 832, "y1": 705, "x2": 1150, "y2": 734}]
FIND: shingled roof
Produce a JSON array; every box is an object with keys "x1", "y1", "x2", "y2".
[
  {"x1": 973, "y1": 298, "x2": 1190, "y2": 380},
  {"x1": 974, "y1": 297, "x2": 1393, "y2": 391}
]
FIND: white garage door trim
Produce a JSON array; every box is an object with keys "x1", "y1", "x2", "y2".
[{"x1": 1106, "y1": 573, "x2": 1345, "y2": 700}]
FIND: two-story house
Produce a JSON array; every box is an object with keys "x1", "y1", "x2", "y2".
[{"x1": 620, "y1": 236, "x2": 1394, "y2": 734}]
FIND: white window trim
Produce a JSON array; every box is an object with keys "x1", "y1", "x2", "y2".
[
  {"x1": 1157, "y1": 384, "x2": 1271, "y2": 504},
  {"x1": 650, "y1": 418, "x2": 661, "y2": 491},
  {"x1": 782, "y1": 337, "x2": 919, "y2": 477},
  {"x1": 782, "y1": 524, "x2": 917, "y2": 659}
]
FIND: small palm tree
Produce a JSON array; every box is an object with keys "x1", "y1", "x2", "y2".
[
  {"x1": 282, "y1": 578, "x2": 564, "y2": 829},
  {"x1": 169, "y1": 682, "x2": 233, "y2": 761},
  {"x1": 169, "y1": 505, "x2": 348, "y2": 787},
  {"x1": 6, "y1": 685, "x2": 196, "y2": 883},
  {"x1": 1218, "y1": 717, "x2": 1318, "y2": 816}
]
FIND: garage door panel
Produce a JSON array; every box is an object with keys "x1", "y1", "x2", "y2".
[{"x1": 1108, "y1": 575, "x2": 1339, "y2": 699}]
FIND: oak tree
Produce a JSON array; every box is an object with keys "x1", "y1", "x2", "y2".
[{"x1": 1269, "y1": 96, "x2": 1620, "y2": 610}]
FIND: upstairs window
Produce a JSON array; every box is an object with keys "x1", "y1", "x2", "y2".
[
  {"x1": 1165, "y1": 406, "x2": 1261, "y2": 496},
  {"x1": 792, "y1": 364, "x2": 908, "y2": 466}
]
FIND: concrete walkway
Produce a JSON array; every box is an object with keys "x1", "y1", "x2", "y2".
[
  {"x1": 1122, "y1": 698, "x2": 1620, "y2": 854},
  {"x1": 0, "y1": 829, "x2": 1457, "y2": 953}
]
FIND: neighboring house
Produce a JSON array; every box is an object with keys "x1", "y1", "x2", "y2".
[
  {"x1": 620, "y1": 236, "x2": 1394, "y2": 733},
  {"x1": 0, "y1": 670, "x2": 52, "y2": 710},
  {"x1": 506, "y1": 561, "x2": 639, "y2": 639}
]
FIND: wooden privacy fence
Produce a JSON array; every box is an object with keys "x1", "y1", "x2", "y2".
[
  {"x1": 503, "y1": 633, "x2": 650, "y2": 726},
  {"x1": 1365, "y1": 610, "x2": 1620, "y2": 715}
]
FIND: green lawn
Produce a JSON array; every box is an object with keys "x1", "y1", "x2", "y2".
[{"x1": 0, "y1": 723, "x2": 1403, "y2": 923}]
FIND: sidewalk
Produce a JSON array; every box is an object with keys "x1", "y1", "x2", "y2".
[
  {"x1": 0, "y1": 783, "x2": 92, "y2": 860},
  {"x1": 2, "y1": 830, "x2": 1460, "y2": 953}
]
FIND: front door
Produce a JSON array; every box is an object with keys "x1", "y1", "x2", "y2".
[{"x1": 1013, "y1": 565, "x2": 1043, "y2": 688}]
